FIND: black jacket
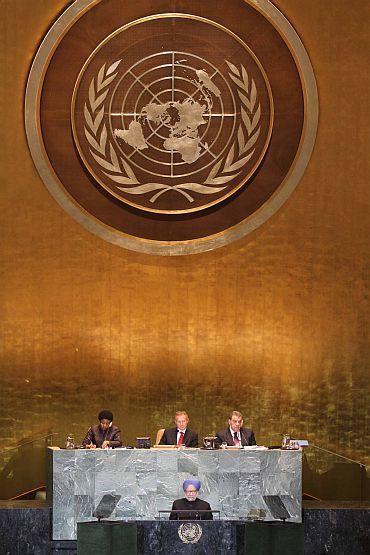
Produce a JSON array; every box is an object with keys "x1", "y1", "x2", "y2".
[
  {"x1": 169, "y1": 497, "x2": 213, "y2": 520},
  {"x1": 215, "y1": 427, "x2": 256, "y2": 447},
  {"x1": 159, "y1": 427, "x2": 198, "y2": 447}
]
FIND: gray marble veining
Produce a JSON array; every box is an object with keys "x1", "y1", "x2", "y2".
[{"x1": 48, "y1": 447, "x2": 302, "y2": 540}]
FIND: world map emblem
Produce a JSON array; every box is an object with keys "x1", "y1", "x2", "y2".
[
  {"x1": 72, "y1": 15, "x2": 273, "y2": 214},
  {"x1": 178, "y1": 522, "x2": 203, "y2": 544},
  {"x1": 26, "y1": 0, "x2": 318, "y2": 254}
]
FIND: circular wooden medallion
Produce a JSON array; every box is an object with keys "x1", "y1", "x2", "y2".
[{"x1": 26, "y1": 0, "x2": 318, "y2": 255}]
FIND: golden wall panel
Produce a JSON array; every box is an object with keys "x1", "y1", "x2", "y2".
[{"x1": 0, "y1": 0, "x2": 369, "y2": 467}]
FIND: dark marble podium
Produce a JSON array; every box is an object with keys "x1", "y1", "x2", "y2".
[
  {"x1": 77, "y1": 520, "x2": 241, "y2": 554},
  {"x1": 138, "y1": 520, "x2": 240, "y2": 554},
  {"x1": 77, "y1": 520, "x2": 305, "y2": 554},
  {"x1": 0, "y1": 501, "x2": 368, "y2": 554}
]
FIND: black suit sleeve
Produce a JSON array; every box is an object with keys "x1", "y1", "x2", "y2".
[
  {"x1": 241, "y1": 428, "x2": 257, "y2": 446},
  {"x1": 249, "y1": 430, "x2": 256, "y2": 446},
  {"x1": 160, "y1": 428, "x2": 176, "y2": 445},
  {"x1": 203, "y1": 501, "x2": 213, "y2": 520},
  {"x1": 169, "y1": 500, "x2": 180, "y2": 520},
  {"x1": 159, "y1": 430, "x2": 168, "y2": 445},
  {"x1": 215, "y1": 431, "x2": 224, "y2": 445},
  {"x1": 187, "y1": 431, "x2": 198, "y2": 447},
  {"x1": 216, "y1": 430, "x2": 233, "y2": 446}
]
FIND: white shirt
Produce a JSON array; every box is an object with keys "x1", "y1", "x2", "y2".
[
  {"x1": 229, "y1": 427, "x2": 241, "y2": 444},
  {"x1": 177, "y1": 429, "x2": 187, "y2": 444}
]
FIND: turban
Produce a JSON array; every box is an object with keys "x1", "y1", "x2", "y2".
[
  {"x1": 183, "y1": 478, "x2": 201, "y2": 492},
  {"x1": 98, "y1": 410, "x2": 113, "y2": 422}
]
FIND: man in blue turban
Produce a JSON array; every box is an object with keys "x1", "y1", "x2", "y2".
[{"x1": 169, "y1": 478, "x2": 213, "y2": 520}]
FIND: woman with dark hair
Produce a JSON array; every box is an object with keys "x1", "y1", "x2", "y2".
[
  {"x1": 170, "y1": 479, "x2": 213, "y2": 520},
  {"x1": 82, "y1": 410, "x2": 122, "y2": 449}
]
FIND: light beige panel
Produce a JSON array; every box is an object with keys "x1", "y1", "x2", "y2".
[{"x1": 0, "y1": 0, "x2": 369, "y2": 465}]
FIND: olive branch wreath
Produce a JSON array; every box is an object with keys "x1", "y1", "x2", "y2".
[
  {"x1": 178, "y1": 522, "x2": 202, "y2": 544},
  {"x1": 83, "y1": 59, "x2": 261, "y2": 204}
]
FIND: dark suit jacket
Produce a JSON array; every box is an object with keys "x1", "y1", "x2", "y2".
[
  {"x1": 215, "y1": 427, "x2": 256, "y2": 447},
  {"x1": 159, "y1": 427, "x2": 198, "y2": 447},
  {"x1": 169, "y1": 497, "x2": 213, "y2": 520},
  {"x1": 82, "y1": 424, "x2": 122, "y2": 448}
]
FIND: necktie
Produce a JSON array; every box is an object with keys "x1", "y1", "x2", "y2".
[
  {"x1": 178, "y1": 431, "x2": 185, "y2": 446},
  {"x1": 233, "y1": 432, "x2": 240, "y2": 446}
]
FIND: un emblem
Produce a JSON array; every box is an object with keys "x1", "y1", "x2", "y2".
[
  {"x1": 178, "y1": 522, "x2": 203, "y2": 544},
  {"x1": 26, "y1": 0, "x2": 317, "y2": 254},
  {"x1": 72, "y1": 15, "x2": 273, "y2": 214}
]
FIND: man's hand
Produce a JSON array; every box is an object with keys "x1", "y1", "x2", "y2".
[
  {"x1": 86, "y1": 443, "x2": 96, "y2": 449},
  {"x1": 101, "y1": 440, "x2": 110, "y2": 449}
]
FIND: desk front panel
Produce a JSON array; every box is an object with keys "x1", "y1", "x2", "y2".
[{"x1": 48, "y1": 447, "x2": 302, "y2": 540}]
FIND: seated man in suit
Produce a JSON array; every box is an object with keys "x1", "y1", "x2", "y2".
[
  {"x1": 82, "y1": 410, "x2": 122, "y2": 449},
  {"x1": 170, "y1": 479, "x2": 213, "y2": 520},
  {"x1": 216, "y1": 410, "x2": 256, "y2": 447},
  {"x1": 159, "y1": 411, "x2": 198, "y2": 447}
]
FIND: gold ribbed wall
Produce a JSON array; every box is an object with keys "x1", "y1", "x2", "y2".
[{"x1": 0, "y1": 0, "x2": 369, "y2": 464}]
